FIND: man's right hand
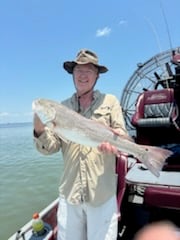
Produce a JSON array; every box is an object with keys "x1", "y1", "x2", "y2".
[{"x1": 33, "y1": 113, "x2": 45, "y2": 137}]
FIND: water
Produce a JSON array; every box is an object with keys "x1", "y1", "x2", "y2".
[{"x1": 0, "y1": 123, "x2": 63, "y2": 240}]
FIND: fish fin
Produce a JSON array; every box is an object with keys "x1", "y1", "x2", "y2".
[
  {"x1": 58, "y1": 134, "x2": 70, "y2": 144},
  {"x1": 140, "y1": 145, "x2": 173, "y2": 177},
  {"x1": 53, "y1": 130, "x2": 70, "y2": 143}
]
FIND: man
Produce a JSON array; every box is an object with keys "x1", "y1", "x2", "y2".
[{"x1": 34, "y1": 49, "x2": 128, "y2": 240}]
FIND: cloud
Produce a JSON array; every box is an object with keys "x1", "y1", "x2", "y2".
[
  {"x1": 0, "y1": 111, "x2": 32, "y2": 117},
  {"x1": 0, "y1": 112, "x2": 9, "y2": 117},
  {"x1": 24, "y1": 111, "x2": 33, "y2": 116},
  {"x1": 119, "y1": 19, "x2": 127, "y2": 26},
  {"x1": 96, "y1": 27, "x2": 111, "y2": 37},
  {"x1": 0, "y1": 111, "x2": 33, "y2": 123}
]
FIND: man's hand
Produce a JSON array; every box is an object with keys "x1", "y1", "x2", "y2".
[
  {"x1": 98, "y1": 127, "x2": 133, "y2": 155},
  {"x1": 98, "y1": 142, "x2": 119, "y2": 155},
  {"x1": 33, "y1": 113, "x2": 45, "y2": 137}
]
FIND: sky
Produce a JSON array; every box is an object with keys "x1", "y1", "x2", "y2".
[{"x1": 0, "y1": 0, "x2": 180, "y2": 123}]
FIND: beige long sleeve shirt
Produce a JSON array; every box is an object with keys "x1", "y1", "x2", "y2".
[{"x1": 34, "y1": 90, "x2": 127, "y2": 206}]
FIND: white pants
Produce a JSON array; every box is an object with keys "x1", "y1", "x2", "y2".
[{"x1": 57, "y1": 195, "x2": 118, "y2": 240}]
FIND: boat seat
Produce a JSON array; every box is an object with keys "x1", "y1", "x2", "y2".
[
  {"x1": 131, "y1": 88, "x2": 180, "y2": 145},
  {"x1": 132, "y1": 88, "x2": 178, "y2": 128},
  {"x1": 144, "y1": 186, "x2": 180, "y2": 210},
  {"x1": 116, "y1": 154, "x2": 128, "y2": 219}
]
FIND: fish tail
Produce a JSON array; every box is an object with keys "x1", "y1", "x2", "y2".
[{"x1": 140, "y1": 146, "x2": 173, "y2": 177}]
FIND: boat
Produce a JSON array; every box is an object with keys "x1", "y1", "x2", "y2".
[
  {"x1": 118, "y1": 46, "x2": 180, "y2": 239},
  {"x1": 9, "y1": 198, "x2": 59, "y2": 240},
  {"x1": 9, "y1": 47, "x2": 180, "y2": 240}
]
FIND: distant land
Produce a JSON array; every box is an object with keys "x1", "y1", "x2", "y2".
[{"x1": 0, "y1": 122, "x2": 32, "y2": 128}]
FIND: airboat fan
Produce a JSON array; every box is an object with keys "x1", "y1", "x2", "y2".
[{"x1": 120, "y1": 47, "x2": 180, "y2": 136}]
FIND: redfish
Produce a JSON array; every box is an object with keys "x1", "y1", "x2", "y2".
[{"x1": 32, "y1": 98, "x2": 173, "y2": 177}]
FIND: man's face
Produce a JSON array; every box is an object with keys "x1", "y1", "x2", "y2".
[{"x1": 73, "y1": 63, "x2": 99, "y2": 95}]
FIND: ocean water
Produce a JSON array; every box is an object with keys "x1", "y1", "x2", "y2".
[{"x1": 0, "y1": 123, "x2": 63, "y2": 240}]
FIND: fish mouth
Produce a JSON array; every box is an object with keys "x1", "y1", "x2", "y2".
[{"x1": 32, "y1": 99, "x2": 56, "y2": 124}]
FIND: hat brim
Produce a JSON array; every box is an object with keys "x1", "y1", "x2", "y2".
[{"x1": 63, "y1": 61, "x2": 108, "y2": 74}]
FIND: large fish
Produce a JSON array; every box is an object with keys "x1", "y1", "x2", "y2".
[{"x1": 32, "y1": 98, "x2": 173, "y2": 177}]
